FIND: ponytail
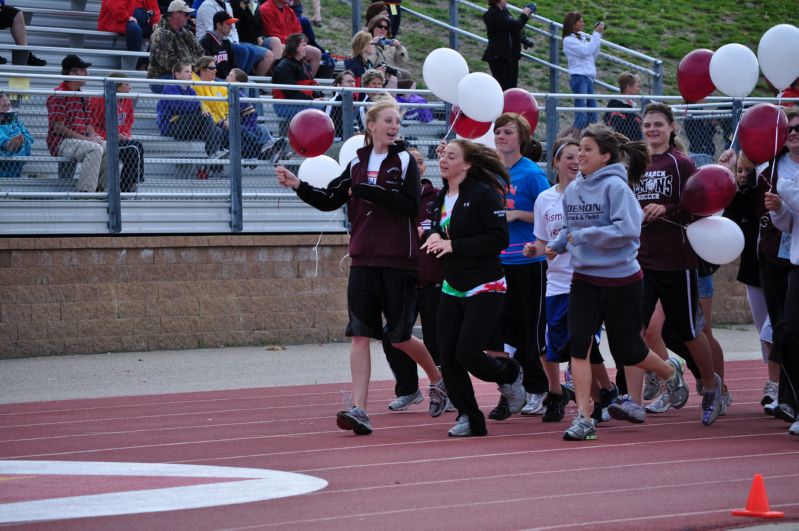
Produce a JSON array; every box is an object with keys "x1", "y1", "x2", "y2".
[{"x1": 581, "y1": 124, "x2": 650, "y2": 187}]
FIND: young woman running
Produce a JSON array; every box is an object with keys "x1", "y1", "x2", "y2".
[
  {"x1": 423, "y1": 139, "x2": 525, "y2": 437},
  {"x1": 275, "y1": 98, "x2": 448, "y2": 435},
  {"x1": 628, "y1": 102, "x2": 722, "y2": 426},
  {"x1": 548, "y1": 124, "x2": 688, "y2": 441}
]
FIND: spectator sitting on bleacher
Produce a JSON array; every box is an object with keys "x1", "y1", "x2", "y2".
[
  {"x1": 325, "y1": 70, "x2": 360, "y2": 138},
  {"x1": 199, "y1": 11, "x2": 238, "y2": 79},
  {"x1": 0, "y1": 91, "x2": 32, "y2": 177},
  {"x1": 366, "y1": 15, "x2": 414, "y2": 89},
  {"x1": 89, "y1": 73, "x2": 144, "y2": 193},
  {"x1": 231, "y1": 0, "x2": 282, "y2": 72},
  {"x1": 196, "y1": 0, "x2": 273, "y2": 77},
  {"x1": 258, "y1": 0, "x2": 321, "y2": 77},
  {"x1": 358, "y1": 68, "x2": 391, "y2": 130},
  {"x1": 147, "y1": 0, "x2": 204, "y2": 92},
  {"x1": 156, "y1": 61, "x2": 227, "y2": 159},
  {"x1": 98, "y1": 0, "x2": 161, "y2": 70},
  {"x1": 270, "y1": 32, "x2": 324, "y2": 120},
  {"x1": 226, "y1": 68, "x2": 285, "y2": 160},
  {"x1": 345, "y1": 31, "x2": 397, "y2": 89},
  {"x1": 46, "y1": 55, "x2": 107, "y2": 193},
  {"x1": 0, "y1": 1, "x2": 46, "y2": 66},
  {"x1": 192, "y1": 55, "x2": 229, "y2": 127}
]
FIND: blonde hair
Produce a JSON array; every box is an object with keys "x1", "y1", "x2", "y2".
[
  {"x1": 351, "y1": 30, "x2": 374, "y2": 58},
  {"x1": 363, "y1": 97, "x2": 400, "y2": 147}
]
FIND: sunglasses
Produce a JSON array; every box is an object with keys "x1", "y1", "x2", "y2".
[
  {"x1": 376, "y1": 25, "x2": 389, "y2": 29},
  {"x1": 203, "y1": 65, "x2": 217, "y2": 70},
  {"x1": 789, "y1": 125, "x2": 799, "y2": 134}
]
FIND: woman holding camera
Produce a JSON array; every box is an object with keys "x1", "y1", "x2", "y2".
[
  {"x1": 562, "y1": 11, "x2": 604, "y2": 130},
  {"x1": 482, "y1": 0, "x2": 535, "y2": 91},
  {"x1": 366, "y1": 14, "x2": 414, "y2": 89},
  {"x1": 345, "y1": 30, "x2": 398, "y2": 88}
]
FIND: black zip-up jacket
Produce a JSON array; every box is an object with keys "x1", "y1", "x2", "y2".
[
  {"x1": 481, "y1": 6, "x2": 529, "y2": 63},
  {"x1": 296, "y1": 141, "x2": 421, "y2": 270},
  {"x1": 723, "y1": 168, "x2": 761, "y2": 286},
  {"x1": 417, "y1": 179, "x2": 444, "y2": 287},
  {"x1": 428, "y1": 177, "x2": 509, "y2": 292}
]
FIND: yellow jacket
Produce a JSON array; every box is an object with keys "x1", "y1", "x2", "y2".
[{"x1": 192, "y1": 74, "x2": 228, "y2": 125}]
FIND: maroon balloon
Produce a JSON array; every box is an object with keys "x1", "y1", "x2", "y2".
[
  {"x1": 502, "y1": 88, "x2": 539, "y2": 132},
  {"x1": 677, "y1": 49, "x2": 716, "y2": 103},
  {"x1": 450, "y1": 105, "x2": 492, "y2": 139},
  {"x1": 287, "y1": 109, "x2": 335, "y2": 157},
  {"x1": 739, "y1": 103, "x2": 789, "y2": 164},
  {"x1": 680, "y1": 164, "x2": 737, "y2": 216}
]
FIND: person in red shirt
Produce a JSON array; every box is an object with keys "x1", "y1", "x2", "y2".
[
  {"x1": 258, "y1": 0, "x2": 321, "y2": 76},
  {"x1": 89, "y1": 72, "x2": 144, "y2": 193},
  {"x1": 98, "y1": 0, "x2": 161, "y2": 69},
  {"x1": 46, "y1": 55, "x2": 107, "y2": 193}
]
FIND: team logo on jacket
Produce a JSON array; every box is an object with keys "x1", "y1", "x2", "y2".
[
  {"x1": 635, "y1": 171, "x2": 672, "y2": 200},
  {"x1": 368, "y1": 176, "x2": 377, "y2": 185}
]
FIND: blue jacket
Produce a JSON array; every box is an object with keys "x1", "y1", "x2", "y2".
[
  {"x1": 0, "y1": 113, "x2": 33, "y2": 177},
  {"x1": 156, "y1": 84, "x2": 204, "y2": 135}
]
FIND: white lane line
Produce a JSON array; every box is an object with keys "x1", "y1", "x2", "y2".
[{"x1": 0, "y1": 460, "x2": 327, "y2": 524}]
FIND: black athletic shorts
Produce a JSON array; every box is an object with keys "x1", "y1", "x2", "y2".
[
  {"x1": 641, "y1": 269, "x2": 704, "y2": 343},
  {"x1": 0, "y1": 6, "x2": 21, "y2": 30},
  {"x1": 346, "y1": 266, "x2": 417, "y2": 343}
]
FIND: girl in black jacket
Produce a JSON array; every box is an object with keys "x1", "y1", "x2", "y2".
[
  {"x1": 481, "y1": 0, "x2": 534, "y2": 90},
  {"x1": 422, "y1": 139, "x2": 524, "y2": 437}
]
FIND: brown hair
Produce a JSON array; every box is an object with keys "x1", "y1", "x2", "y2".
[
  {"x1": 562, "y1": 11, "x2": 583, "y2": 39},
  {"x1": 450, "y1": 139, "x2": 510, "y2": 198},
  {"x1": 617, "y1": 72, "x2": 640, "y2": 93},
  {"x1": 580, "y1": 124, "x2": 650, "y2": 186},
  {"x1": 365, "y1": 2, "x2": 387, "y2": 25},
  {"x1": 334, "y1": 70, "x2": 355, "y2": 86},
  {"x1": 172, "y1": 61, "x2": 191, "y2": 75},
  {"x1": 193, "y1": 55, "x2": 215, "y2": 74},
  {"x1": 367, "y1": 14, "x2": 392, "y2": 38},
  {"x1": 642, "y1": 102, "x2": 688, "y2": 153},
  {"x1": 361, "y1": 68, "x2": 385, "y2": 88},
  {"x1": 283, "y1": 32, "x2": 308, "y2": 59},
  {"x1": 229, "y1": 68, "x2": 248, "y2": 82},
  {"x1": 494, "y1": 112, "x2": 531, "y2": 154}
]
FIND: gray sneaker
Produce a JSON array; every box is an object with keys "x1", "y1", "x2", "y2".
[
  {"x1": 720, "y1": 389, "x2": 733, "y2": 416},
  {"x1": 761, "y1": 380, "x2": 778, "y2": 407},
  {"x1": 701, "y1": 374, "x2": 723, "y2": 426},
  {"x1": 445, "y1": 399, "x2": 456, "y2": 412},
  {"x1": 563, "y1": 413, "x2": 597, "y2": 441},
  {"x1": 645, "y1": 392, "x2": 671, "y2": 414},
  {"x1": 428, "y1": 379, "x2": 449, "y2": 418},
  {"x1": 336, "y1": 406, "x2": 373, "y2": 435},
  {"x1": 498, "y1": 363, "x2": 525, "y2": 414},
  {"x1": 643, "y1": 370, "x2": 662, "y2": 401},
  {"x1": 608, "y1": 395, "x2": 647, "y2": 424},
  {"x1": 448, "y1": 414, "x2": 472, "y2": 437},
  {"x1": 520, "y1": 392, "x2": 546, "y2": 416},
  {"x1": 387, "y1": 389, "x2": 423, "y2": 411},
  {"x1": 665, "y1": 358, "x2": 689, "y2": 409},
  {"x1": 790, "y1": 420, "x2": 799, "y2": 436}
]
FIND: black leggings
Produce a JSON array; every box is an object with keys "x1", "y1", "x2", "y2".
[
  {"x1": 774, "y1": 267, "x2": 799, "y2": 410},
  {"x1": 488, "y1": 60, "x2": 519, "y2": 91},
  {"x1": 438, "y1": 291, "x2": 517, "y2": 436}
]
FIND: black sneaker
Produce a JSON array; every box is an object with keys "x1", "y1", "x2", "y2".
[
  {"x1": 599, "y1": 384, "x2": 619, "y2": 409},
  {"x1": 542, "y1": 393, "x2": 566, "y2": 422},
  {"x1": 336, "y1": 406, "x2": 372, "y2": 435},
  {"x1": 590, "y1": 401, "x2": 604, "y2": 425},
  {"x1": 488, "y1": 395, "x2": 511, "y2": 420},
  {"x1": 27, "y1": 53, "x2": 46, "y2": 67}
]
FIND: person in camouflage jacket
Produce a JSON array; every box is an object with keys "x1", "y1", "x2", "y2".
[{"x1": 147, "y1": 0, "x2": 204, "y2": 82}]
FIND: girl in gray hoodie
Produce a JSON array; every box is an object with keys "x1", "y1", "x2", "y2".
[{"x1": 549, "y1": 124, "x2": 689, "y2": 441}]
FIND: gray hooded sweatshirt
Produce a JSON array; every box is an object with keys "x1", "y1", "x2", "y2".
[{"x1": 549, "y1": 162, "x2": 643, "y2": 278}]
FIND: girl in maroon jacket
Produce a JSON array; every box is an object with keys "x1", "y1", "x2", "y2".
[{"x1": 275, "y1": 99, "x2": 448, "y2": 435}]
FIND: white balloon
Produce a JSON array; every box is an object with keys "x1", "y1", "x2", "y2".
[
  {"x1": 686, "y1": 216, "x2": 745, "y2": 265},
  {"x1": 758, "y1": 24, "x2": 799, "y2": 91},
  {"x1": 709, "y1": 43, "x2": 759, "y2": 98},
  {"x1": 456, "y1": 73, "x2": 504, "y2": 123},
  {"x1": 457, "y1": 122, "x2": 496, "y2": 149},
  {"x1": 298, "y1": 155, "x2": 342, "y2": 189},
  {"x1": 422, "y1": 48, "x2": 469, "y2": 104},
  {"x1": 338, "y1": 134, "x2": 365, "y2": 169}
]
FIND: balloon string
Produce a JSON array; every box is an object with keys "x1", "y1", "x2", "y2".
[
  {"x1": 768, "y1": 95, "x2": 782, "y2": 191},
  {"x1": 729, "y1": 118, "x2": 741, "y2": 149},
  {"x1": 444, "y1": 109, "x2": 461, "y2": 141}
]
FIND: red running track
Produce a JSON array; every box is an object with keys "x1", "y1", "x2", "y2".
[{"x1": 0, "y1": 359, "x2": 797, "y2": 530}]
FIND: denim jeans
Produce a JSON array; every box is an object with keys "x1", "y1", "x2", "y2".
[{"x1": 569, "y1": 74, "x2": 597, "y2": 129}]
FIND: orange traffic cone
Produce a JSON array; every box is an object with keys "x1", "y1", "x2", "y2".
[{"x1": 732, "y1": 474, "x2": 784, "y2": 518}]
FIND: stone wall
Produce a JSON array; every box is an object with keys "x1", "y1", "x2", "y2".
[
  {"x1": 0, "y1": 235, "x2": 351, "y2": 359},
  {"x1": 0, "y1": 235, "x2": 752, "y2": 359}
]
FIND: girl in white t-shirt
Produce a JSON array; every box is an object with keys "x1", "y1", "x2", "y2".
[{"x1": 525, "y1": 137, "x2": 617, "y2": 425}]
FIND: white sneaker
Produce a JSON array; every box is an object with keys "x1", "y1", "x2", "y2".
[
  {"x1": 520, "y1": 392, "x2": 546, "y2": 416},
  {"x1": 645, "y1": 392, "x2": 671, "y2": 413},
  {"x1": 761, "y1": 380, "x2": 778, "y2": 407},
  {"x1": 789, "y1": 420, "x2": 799, "y2": 436}
]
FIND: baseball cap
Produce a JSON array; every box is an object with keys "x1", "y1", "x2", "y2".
[
  {"x1": 167, "y1": 0, "x2": 194, "y2": 13},
  {"x1": 61, "y1": 54, "x2": 92, "y2": 74},
  {"x1": 212, "y1": 11, "x2": 238, "y2": 26}
]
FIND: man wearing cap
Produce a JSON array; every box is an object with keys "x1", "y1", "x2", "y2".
[
  {"x1": 196, "y1": 0, "x2": 272, "y2": 77},
  {"x1": 46, "y1": 55, "x2": 107, "y2": 193},
  {"x1": 148, "y1": 0, "x2": 204, "y2": 91},
  {"x1": 198, "y1": 11, "x2": 238, "y2": 79}
]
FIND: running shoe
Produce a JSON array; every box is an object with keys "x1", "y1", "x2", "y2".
[
  {"x1": 336, "y1": 406, "x2": 373, "y2": 435},
  {"x1": 701, "y1": 374, "x2": 723, "y2": 426},
  {"x1": 645, "y1": 392, "x2": 672, "y2": 413},
  {"x1": 765, "y1": 402, "x2": 779, "y2": 417},
  {"x1": 498, "y1": 363, "x2": 526, "y2": 414},
  {"x1": 590, "y1": 402, "x2": 604, "y2": 425},
  {"x1": 428, "y1": 379, "x2": 449, "y2": 418},
  {"x1": 643, "y1": 370, "x2": 662, "y2": 401},
  {"x1": 720, "y1": 388, "x2": 733, "y2": 416},
  {"x1": 665, "y1": 358, "x2": 689, "y2": 409},
  {"x1": 542, "y1": 393, "x2": 566, "y2": 422},
  {"x1": 773, "y1": 403, "x2": 796, "y2": 423},
  {"x1": 789, "y1": 420, "x2": 799, "y2": 436},
  {"x1": 387, "y1": 389, "x2": 423, "y2": 411},
  {"x1": 445, "y1": 399, "x2": 456, "y2": 412},
  {"x1": 563, "y1": 413, "x2": 597, "y2": 441},
  {"x1": 448, "y1": 414, "x2": 472, "y2": 437},
  {"x1": 561, "y1": 382, "x2": 576, "y2": 403},
  {"x1": 761, "y1": 380, "x2": 778, "y2": 407},
  {"x1": 608, "y1": 395, "x2": 647, "y2": 424},
  {"x1": 521, "y1": 392, "x2": 546, "y2": 416},
  {"x1": 488, "y1": 395, "x2": 511, "y2": 420}
]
